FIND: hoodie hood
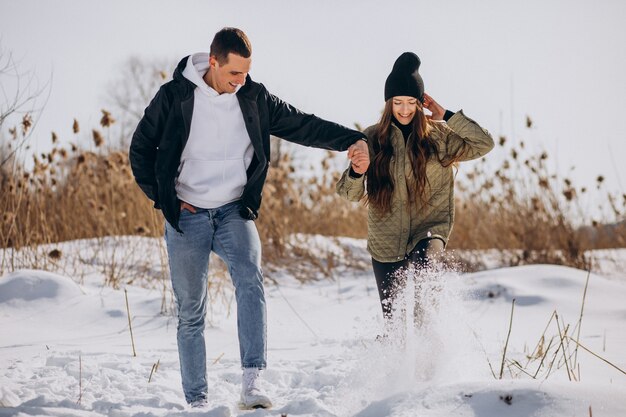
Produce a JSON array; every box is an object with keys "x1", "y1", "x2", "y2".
[
  {"x1": 181, "y1": 52, "x2": 246, "y2": 96},
  {"x1": 181, "y1": 53, "x2": 220, "y2": 97}
]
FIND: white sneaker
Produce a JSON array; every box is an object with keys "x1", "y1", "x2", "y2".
[
  {"x1": 239, "y1": 368, "x2": 272, "y2": 409},
  {"x1": 189, "y1": 397, "x2": 208, "y2": 409}
]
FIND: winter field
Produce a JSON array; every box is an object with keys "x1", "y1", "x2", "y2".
[{"x1": 1, "y1": 235, "x2": 625, "y2": 417}]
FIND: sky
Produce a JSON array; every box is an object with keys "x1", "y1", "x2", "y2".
[{"x1": 1, "y1": 0, "x2": 626, "y2": 211}]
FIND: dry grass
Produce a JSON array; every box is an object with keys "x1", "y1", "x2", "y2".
[
  {"x1": 258, "y1": 150, "x2": 368, "y2": 256},
  {"x1": 0, "y1": 112, "x2": 368, "y2": 281},
  {"x1": 494, "y1": 271, "x2": 626, "y2": 381},
  {"x1": 451, "y1": 135, "x2": 625, "y2": 268},
  {"x1": 1, "y1": 111, "x2": 624, "y2": 283}
]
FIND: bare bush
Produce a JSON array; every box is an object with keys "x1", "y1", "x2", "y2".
[
  {"x1": 0, "y1": 43, "x2": 51, "y2": 169},
  {"x1": 451, "y1": 135, "x2": 625, "y2": 268},
  {"x1": 103, "y1": 56, "x2": 171, "y2": 149}
]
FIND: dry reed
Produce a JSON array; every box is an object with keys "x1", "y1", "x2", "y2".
[{"x1": 1, "y1": 106, "x2": 624, "y2": 284}]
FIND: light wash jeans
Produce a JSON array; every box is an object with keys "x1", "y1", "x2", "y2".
[{"x1": 164, "y1": 200, "x2": 267, "y2": 404}]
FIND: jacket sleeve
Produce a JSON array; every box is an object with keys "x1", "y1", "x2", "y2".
[
  {"x1": 336, "y1": 126, "x2": 374, "y2": 202},
  {"x1": 266, "y1": 91, "x2": 365, "y2": 151},
  {"x1": 336, "y1": 165, "x2": 366, "y2": 202},
  {"x1": 440, "y1": 110, "x2": 495, "y2": 161},
  {"x1": 129, "y1": 86, "x2": 171, "y2": 207}
]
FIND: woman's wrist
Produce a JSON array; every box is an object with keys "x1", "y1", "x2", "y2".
[
  {"x1": 443, "y1": 110, "x2": 455, "y2": 122},
  {"x1": 349, "y1": 167, "x2": 364, "y2": 178}
]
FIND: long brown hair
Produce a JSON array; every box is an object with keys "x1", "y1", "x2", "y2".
[{"x1": 366, "y1": 100, "x2": 465, "y2": 214}]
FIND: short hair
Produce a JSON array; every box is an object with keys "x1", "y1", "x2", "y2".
[{"x1": 210, "y1": 27, "x2": 252, "y2": 64}]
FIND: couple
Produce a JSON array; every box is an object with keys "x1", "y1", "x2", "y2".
[{"x1": 129, "y1": 27, "x2": 494, "y2": 410}]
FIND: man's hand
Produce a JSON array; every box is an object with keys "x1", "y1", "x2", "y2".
[
  {"x1": 348, "y1": 139, "x2": 370, "y2": 175},
  {"x1": 423, "y1": 93, "x2": 445, "y2": 121},
  {"x1": 180, "y1": 201, "x2": 197, "y2": 213}
]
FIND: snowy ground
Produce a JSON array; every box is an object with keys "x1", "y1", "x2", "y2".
[{"x1": 1, "y1": 236, "x2": 625, "y2": 417}]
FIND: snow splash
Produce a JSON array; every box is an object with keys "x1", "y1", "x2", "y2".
[{"x1": 334, "y1": 258, "x2": 491, "y2": 415}]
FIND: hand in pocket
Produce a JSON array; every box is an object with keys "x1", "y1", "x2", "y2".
[{"x1": 180, "y1": 201, "x2": 197, "y2": 213}]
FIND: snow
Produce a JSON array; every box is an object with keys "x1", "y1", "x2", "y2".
[{"x1": 1, "y1": 236, "x2": 625, "y2": 416}]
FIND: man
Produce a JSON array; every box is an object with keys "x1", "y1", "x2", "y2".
[{"x1": 129, "y1": 27, "x2": 368, "y2": 409}]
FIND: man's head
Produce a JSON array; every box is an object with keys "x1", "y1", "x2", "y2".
[
  {"x1": 207, "y1": 27, "x2": 252, "y2": 94},
  {"x1": 210, "y1": 27, "x2": 252, "y2": 64}
]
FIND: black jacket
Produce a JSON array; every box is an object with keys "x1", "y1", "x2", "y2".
[{"x1": 130, "y1": 56, "x2": 365, "y2": 232}]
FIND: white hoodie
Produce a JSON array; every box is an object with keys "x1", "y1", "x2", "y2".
[{"x1": 175, "y1": 53, "x2": 254, "y2": 209}]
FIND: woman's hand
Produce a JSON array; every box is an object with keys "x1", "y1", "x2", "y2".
[
  {"x1": 423, "y1": 93, "x2": 445, "y2": 121},
  {"x1": 348, "y1": 140, "x2": 370, "y2": 175}
]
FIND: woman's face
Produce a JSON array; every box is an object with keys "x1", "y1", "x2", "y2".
[{"x1": 392, "y1": 96, "x2": 418, "y2": 125}]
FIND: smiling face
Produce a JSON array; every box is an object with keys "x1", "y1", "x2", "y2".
[
  {"x1": 207, "y1": 52, "x2": 251, "y2": 94},
  {"x1": 392, "y1": 96, "x2": 419, "y2": 125}
]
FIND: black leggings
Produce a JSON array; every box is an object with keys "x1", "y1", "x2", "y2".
[{"x1": 371, "y1": 238, "x2": 444, "y2": 320}]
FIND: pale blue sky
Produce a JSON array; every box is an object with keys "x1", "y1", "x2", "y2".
[{"x1": 1, "y1": 0, "x2": 625, "y2": 214}]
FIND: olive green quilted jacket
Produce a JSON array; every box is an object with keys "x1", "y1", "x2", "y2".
[{"x1": 336, "y1": 110, "x2": 494, "y2": 262}]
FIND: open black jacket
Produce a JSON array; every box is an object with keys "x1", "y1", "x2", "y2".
[{"x1": 130, "y1": 56, "x2": 365, "y2": 232}]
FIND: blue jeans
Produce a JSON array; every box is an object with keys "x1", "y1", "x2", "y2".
[{"x1": 164, "y1": 200, "x2": 267, "y2": 404}]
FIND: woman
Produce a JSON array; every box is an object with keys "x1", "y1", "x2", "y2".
[{"x1": 338, "y1": 52, "x2": 494, "y2": 322}]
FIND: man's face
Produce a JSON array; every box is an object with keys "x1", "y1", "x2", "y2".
[{"x1": 209, "y1": 53, "x2": 251, "y2": 94}]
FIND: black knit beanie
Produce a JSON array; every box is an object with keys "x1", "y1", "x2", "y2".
[{"x1": 384, "y1": 52, "x2": 424, "y2": 102}]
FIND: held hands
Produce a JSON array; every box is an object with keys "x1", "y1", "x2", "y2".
[
  {"x1": 423, "y1": 93, "x2": 445, "y2": 121},
  {"x1": 347, "y1": 139, "x2": 370, "y2": 175}
]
